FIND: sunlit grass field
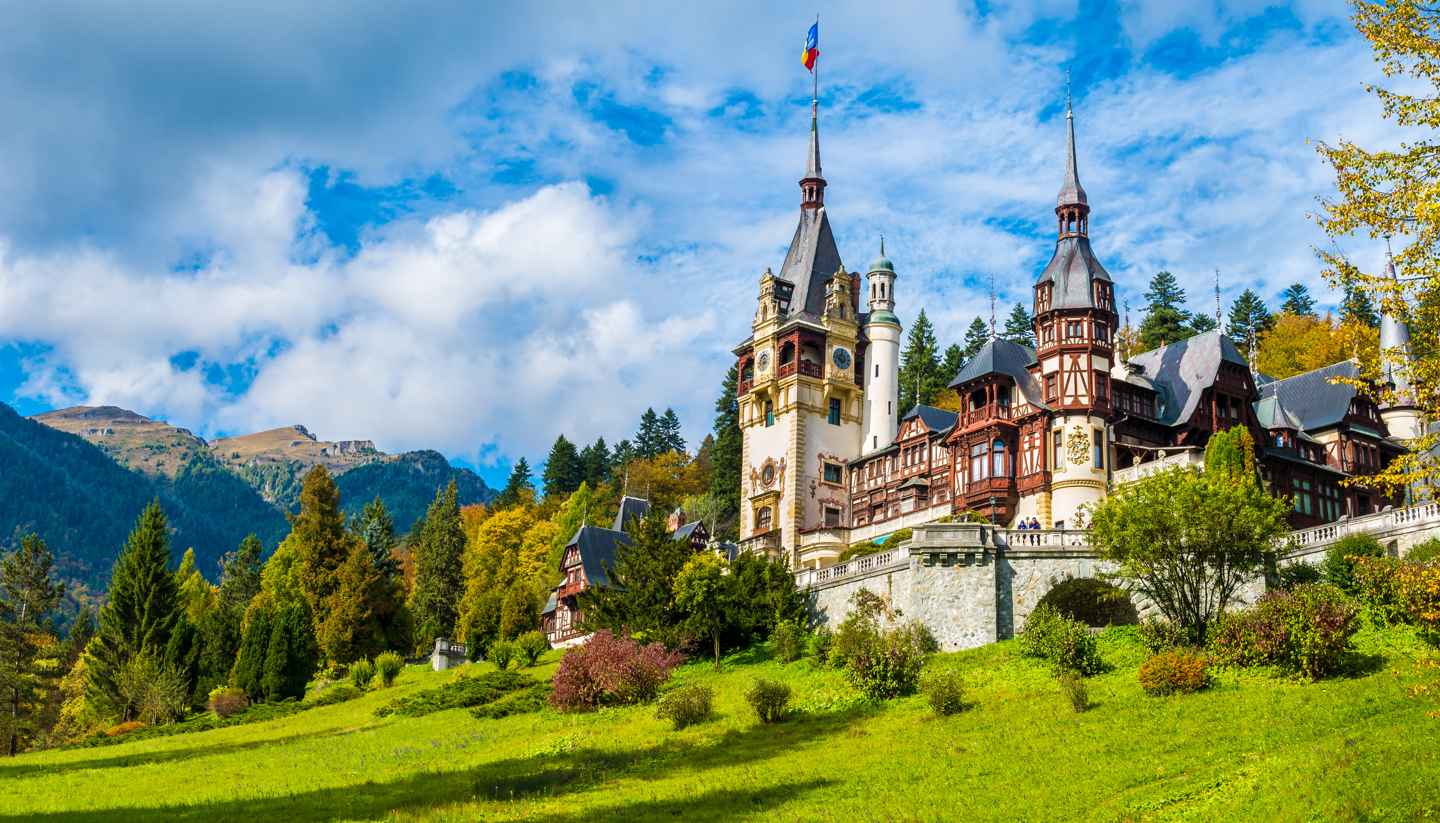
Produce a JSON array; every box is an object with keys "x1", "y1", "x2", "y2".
[{"x1": 4, "y1": 626, "x2": 1438, "y2": 822}]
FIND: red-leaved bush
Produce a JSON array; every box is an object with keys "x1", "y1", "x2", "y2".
[
  {"x1": 550, "y1": 630, "x2": 685, "y2": 712},
  {"x1": 1208, "y1": 583, "x2": 1358, "y2": 679}
]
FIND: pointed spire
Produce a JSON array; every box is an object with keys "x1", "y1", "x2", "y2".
[
  {"x1": 800, "y1": 99, "x2": 826, "y2": 209},
  {"x1": 1058, "y1": 74, "x2": 1088, "y2": 210}
]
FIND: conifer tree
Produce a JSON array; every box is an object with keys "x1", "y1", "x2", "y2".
[
  {"x1": 611, "y1": 440, "x2": 635, "y2": 476},
  {"x1": 293, "y1": 467, "x2": 353, "y2": 632},
  {"x1": 408, "y1": 481, "x2": 465, "y2": 650},
  {"x1": 658, "y1": 408, "x2": 686, "y2": 455},
  {"x1": 960, "y1": 316, "x2": 989, "y2": 363},
  {"x1": 899, "y1": 308, "x2": 944, "y2": 416},
  {"x1": 542, "y1": 435, "x2": 583, "y2": 499},
  {"x1": 493, "y1": 458, "x2": 533, "y2": 509},
  {"x1": 1280, "y1": 282, "x2": 1317, "y2": 318},
  {"x1": 1226, "y1": 289, "x2": 1273, "y2": 357},
  {"x1": 634, "y1": 408, "x2": 663, "y2": 459},
  {"x1": 1, "y1": 534, "x2": 63, "y2": 755},
  {"x1": 218, "y1": 534, "x2": 263, "y2": 613},
  {"x1": 708, "y1": 367, "x2": 742, "y2": 539},
  {"x1": 1188, "y1": 313, "x2": 1219, "y2": 334},
  {"x1": 1340, "y1": 281, "x2": 1380, "y2": 328},
  {"x1": 579, "y1": 437, "x2": 611, "y2": 487},
  {"x1": 356, "y1": 498, "x2": 399, "y2": 581},
  {"x1": 261, "y1": 603, "x2": 317, "y2": 701},
  {"x1": 939, "y1": 344, "x2": 964, "y2": 389},
  {"x1": 232, "y1": 604, "x2": 273, "y2": 701},
  {"x1": 86, "y1": 501, "x2": 182, "y2": 720},
  {"x1": 316, "y1": 542, "x2": 389, "y2": 664},
  {"x1": 1003, "y1": 302, "x2": 1036, "y2": 347},
  {"x1": 1138, "y1": 271, "x2": 1192, "y2": 352},
  {"x1": 579, "y1": 511, "x2": 692, "y2": 647}
]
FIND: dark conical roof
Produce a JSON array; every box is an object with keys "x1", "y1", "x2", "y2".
[{"x1": 1058, "y1": 100, "x2": 1087, "y2": 208}]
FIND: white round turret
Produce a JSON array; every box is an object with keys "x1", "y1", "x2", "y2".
[{"x1": 862, "y1": 241, "x2": 901, "y2": 454}]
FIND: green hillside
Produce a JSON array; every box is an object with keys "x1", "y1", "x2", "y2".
[
  {"x1": 4, "y1": 624, "x2": 1436, "y2": 822},
  {"x1": 0, "y1": 402, "x2": 287, "y2": 587},
  {"x1": 333, "y1": 449, "x2": 493, "y2": 534}
]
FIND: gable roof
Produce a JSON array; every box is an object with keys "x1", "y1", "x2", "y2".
[
  {"x1": 1257, "y1": 360, "x2": 1359, "y2": 432},
  {"x1": 566, "y1": 524, "x2": 633, "y2": 590},
  {"x1": 1126, "y1": 330, "x2": 1247, "y2": 426},
  {"x1": 901, "y1": 404, "x2": 958, "y2": 435},
  {"x1": 949, "y1": 338, "x2": 1039, "y2": 391},
  {"x1": 672, "y1": 520, "x2": 705, "y2": 543},
  {"x1": 612, "y1": 496, "x2": 650, "y2": 533},
  {"x1": 1254, "y1": 394, "x2": 1303, "y2": 431},
  {"x1": 777, "y1": 206, "x2": 843, "y2": 319}
]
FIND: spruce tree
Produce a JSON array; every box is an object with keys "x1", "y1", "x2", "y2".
[
  {"x1": 408, "y1": 481, "x2": 466, "y2": 650},
  {"x1": 493, "y1": 458, "x2": 533, "y2": 509},
  {"x1": 1, "y1": 534, "x2": 63, "y2": 755},
  {"x1": 233, "y1": 604, "x2": 273, "y2": 700},
  {"x1": 610, "y1": 440, "x2": 635, "y2": 475},
  {"x1": 86, "y1": 500, "x2": 182, "y2": 720},
  {"x1": 1340, "y1": 281, "x2": 1380, "y2": 328},
  {"x1": 899, "y1": 308, "x2": 944, "y2": 416},
  {"x1": 1226, "y1": 289, "x2": 1273, "y2": 356},
  {"x1": 579, "y1": 511, "x2": 691, "y2": 647},
  {"x1": 1280, "y1": 282, "x2": 1317, "y2": 317},
  {"x1": 356, "y1": 498, "x2": 399, "y2": 580},
  {"x1": 579, "y1": 437, "x2": 611, "y2": 487},
  {"x1": 293, "y1": 466, "x2": 353, "y2": 632},
  {"x1": 316, "y1": 542, "x2": 388, "y2": 664},
  {"x1": 709, "y1": 366, "x2": 742, "y2": 539},
  {"x1": 1188, "y1": 313, "x2": 1219, "y2": 334},
  {"x1": 219, "y1": 534, "x2": 263, "y2": 613},
  {"x1": 939, "y1": 344, "x2": 964, "y2": 388},
  {"x1": 1138, "y1": 270, "x2": 1193, "y2": 351},
  {"x1": 542, "y1": 435, "x2": 583, "y2": 499},
  {"x1": 261, "y1": 603, "x2": 317, "y2": 702},
  {"x1": 1003, "y1": 302, "x2": 1036, "y2": 347},
  {"x1": 658, "y1": 408, "x2": 686, "y2": 455}
]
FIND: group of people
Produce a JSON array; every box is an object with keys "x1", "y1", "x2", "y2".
[{"x1": 1012, "y1": 516, "x2": 1044, "y2": 545}]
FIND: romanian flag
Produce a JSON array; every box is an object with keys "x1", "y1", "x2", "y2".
[{"x1": 802, "y1": 22, "x2": 819, "y2": 71}]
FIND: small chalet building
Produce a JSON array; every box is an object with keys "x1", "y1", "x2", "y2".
[{"x1": 540, "y1": 496, "x2": 709, "y2": 648}]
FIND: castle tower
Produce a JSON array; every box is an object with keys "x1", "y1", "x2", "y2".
[
  {"x1": 733, "y1": 95, "x2": 863, "y2": 568},
  {"x1": 862, "y1": 239, "x2": 901, "y2": 454},
  {"x1": 1379, "y1": 246, "x2": 1423, "y2": 442},
  {"x1": 1032, "y1": 93, "x2": 1118, "y2": 528}
]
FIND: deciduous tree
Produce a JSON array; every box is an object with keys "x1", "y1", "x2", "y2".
[{"x1": 674, "y1": 552, "x2": 731, "y2": 669}]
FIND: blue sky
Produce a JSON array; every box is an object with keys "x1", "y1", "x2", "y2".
[{"x1": 0, "y1": 1, "x2": 1400, "y2": 488}]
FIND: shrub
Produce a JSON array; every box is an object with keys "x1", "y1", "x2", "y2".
[
  {"x1": 1019, "y1": 604, "x2": 1104, "y2": 675},
  {"x1": 349, "y1": 658, "x2": 376, "y2": 689},
  {"x1": 881, "y1": 528, "x2": 914, "y2": 552},
  {"x1": 1208, "y1": 583, "x2": 1359, "y2": 679},
  {"x1": 922, "y1": 669, "x2": 967, "y2": 716},
  {"x1": 489, "y1": 640, "x2": 516, "y2": 671},
  {"x1": 207, "y1": 687, "x2": 249, "y2": 718},
  {"x1": 1407, "y1": 538, "x2": 1440, "y2": 564},
  {"x1": 746, "y1": 678, "x2": 791, "y2": 723},
  {"x1": 810, "y1": 625, "x2": 834, "y2": 663},
  {"x1": 1323, "y1": 533, "x2": 1384, "y2": 593},
  {"x1": 1138, "y1": 649, "x2": 1210, "y2": 696},
  {"x1": 1275, "y1": 562, "x2": 1323, "y2": 591},
  {"x1": 548, "y1": 630, "x2": 685, "y2": 712},
  {"x1": 375, "y1": 652, "x2": 404, "y2": 687},
  {"x1": 104, "y1": 720, "x2": 146, "y2": 738},
  {"x1": 655, "y1": 684, "x2": 714, "y2": 730},
  {"x1": 1353, "y1": 555, "x2": 1440, "y2": 640},
  {"x1": 1138, "y1": 617, "x2": 1196, "y2": 653},
  {"x1": 515, "y1": 631, "x2": 549, "y2": 667},
  {"x1": 1058, "y1": 671, "x2": 1089, "y2": 713},
  {"x1": 376, "y1": 671, "x2": 540, "y2": 718},
  {"x1": 309, "y1": 684, "x2": 361, "y2": 707},
  {"x1": 843, "y1": 622, "x2": 931, "y2": 700},
  {"x1": 771, "y1": 619, "x2": 807, "y2": 664},
  {"x1": 470, "y1": 682, "x2": 550, "y2": 720},
  {"x1": 1037, "y1": 578, "x2": 1139, "y2": 627}
]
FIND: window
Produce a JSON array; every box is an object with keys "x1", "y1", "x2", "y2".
[
  {"x1": 1095, "y1": 322, "x2": 1109, "y2": 343},
  {"x1": 1044, "y1": 373, "x2": 1058, "y2": 401},
  {"x1": 1053, "y1": 429, "x2": 1063, "y2": 468},
  {"x1": 823, "y1": 506, "x2": 842, "y2": 528},
  {"x1": 828, "y1": 398, "x2": 841, "y2": 425},
  {"x1": 1093, "y1": 429, "x2": 1104, "y2": 468},
  {"x1": 764, "y1": 400, "x2": 775, "y2": 427},
  {"x1": 755, "y1": 506, "x2": 773, "y2": 532},
  {"x1": 741, "y1": 362, "x2": 753, "y2": 382},
  {"x1": 991, "y1": 439, "x2": 1007, "y2": 477},
  {"x1": 1066, "y1": 320, "x2": 1084, "y2": 341},
  {"x1": 1292, "y1": 478, "x2": 1313, "y2": 516},
  {"x1": 823, "y1": 462, "x2": 842, "y2": 484},
  {"x1": 970, "y1": 442, "x2": 989, "y2": 481},
  {"x1": 1095, "y1": 373, "x2": 1108, "y2": 401}
]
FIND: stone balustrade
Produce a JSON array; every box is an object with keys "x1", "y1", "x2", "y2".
[
  {"x1": 1111, "y1": 449, "x2": 1205, "y2": 486},
  {"x1": 794, "y1": 547, "x2": 909, "y2": 590}
]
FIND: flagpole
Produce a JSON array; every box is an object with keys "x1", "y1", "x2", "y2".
[{"x1": 813, "y1": 12, "x2": 819, "y2": 116}]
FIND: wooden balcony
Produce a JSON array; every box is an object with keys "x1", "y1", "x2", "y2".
[{"x1": 960, "y1": 404, "x2": 1017, "y2": 429}]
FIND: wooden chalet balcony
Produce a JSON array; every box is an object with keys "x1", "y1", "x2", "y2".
[
  {"x1": 556, "y1": 579, "x2": 585, "y2": 600},
  {"x1": 738, "y1": 377, "x2": 754, "y2": 395},
  {"x1": 962, "y1": 476, "x2": 1015, "y2": 501},
  {"x1": 777, "y1": 360, "x2": 823, "y2": 379},
  {"x1": 960, "y1": 404, "x2": 1014, "y2": 428}
]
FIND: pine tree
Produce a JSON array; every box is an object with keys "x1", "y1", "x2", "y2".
[
  {"x1": 356, "y1": 498, "x2": 399, "y2": 580},
  {"x1": 1188, "y1": 313, "x2": 1219, "y2": 334},
  {"x1": 658, "y1": 408, "x2": 686, "y2": 455},
  {"x1": 611, "y1": 440, "x2": 635, "y2": 478},
  {"x1": 1226, "y1": 289, "x2": 1273, "y2": 357},
  {"x1": 708, "y1": 366, "x2": 742, "y2": 540},
  {"x1": 493, "y1": 458, "x2": 533, "y2": 509},
  {"x1": 1, "y1": 534, "x2": 63, "y2": 755},
  {"x1": 408, "y1": 481, "x2": 466, "y2": 650},
  {"x1": 542, "y1": 435, "x2": 584, "y2": 499},
  {"x1": 579, "y1": 437, "x2": 611, "y2": 487},
  {"x1": 292, "y1": 466, "x2": 354, "y2": 646},
  {"x1": 86, "y1": 501, "x2": 182, "y2": 720},
  {"x1": 218, "y1": 534, "x2": 263, "y2": 613},
  {"x1": 634, "y1": 408, "x2": 663, "y2": 459},
  {"x1": 1340, "y1": 281, "x2": 1380, "y2": 328},
  {"x1": 579, "y1": 511, "x2": 692, "y2": 647},
  {"x1": 1138, "y1": 271, "x2": 1193, "y2": 352},
  {"x1": 1003, "y1": 302, "x2": 1036, "y2": 347},
  {"x1": 1280, "y1": 282, "x2": 1317, "y2": 317},
  {"x1": 939, "y1": 344, "x2": 964, "y2": 389},
  {"x1": 899, "y1": 308, "x2": 944, "y2": 416},
  {"x1": 960, "y1": 316, "x2": 989, "y2": 363}
]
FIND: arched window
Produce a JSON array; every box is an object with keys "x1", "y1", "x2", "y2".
[
  {"x1": 756, "y1": 507, "x2": 773, "y2": 532},
  {"x1": 764, "y1": 400, "x2": 775, "y2": 427},
  {"x1": 779, "y1": 342, "x2": 795, "y2": 365},
  {"x1": 992, "y1": 438, "x2": 1007, "y2": 477}
]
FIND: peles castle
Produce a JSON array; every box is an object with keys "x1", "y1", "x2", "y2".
[{"x1": 732, "y1": 98, "x2": 1424, "y2": 572}]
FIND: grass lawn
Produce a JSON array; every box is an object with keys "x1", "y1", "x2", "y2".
[{"x1": 3, "y1": 626, "x2": 1438, "y2": 822}]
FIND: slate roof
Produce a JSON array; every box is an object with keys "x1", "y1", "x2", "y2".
[
  {"x1": 1257, "y1": 360, "x2": 1360, "y2": 432},
  {"x1": 777, "y1": 206, "x2": 843, "y2": 319},
  {"x1": 672, "y1": 521, "x2": 704, "y2": 542},
  {"x1": 541, "y1": 592, "x2": 558, "y2": 615},
  {"x1": 568, "y1": 524, "x2": 632, "y2": 590},
  {"x1": 1254, "y1": 394, "x2": 1303, "y2": 431},
  {"x1": 612, "y1": 496, "x2": 650, "y2": 533},
  {"x1": 948, "y1": 338, "x2": 1043, "y2": 405},
  {"x1": 902, "y1": 404, "x2": 958, "y2": 435},
  {"x1": 1036, "y1": 236, "x2": 1112, "y2": 310},
  {"x1": 1058, "y1": 106, "x2": 1088, "y2": 208},
  {"x1": 1125, "y1": 330, "x2": 1248, "y2": 426}
]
